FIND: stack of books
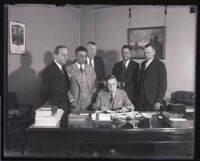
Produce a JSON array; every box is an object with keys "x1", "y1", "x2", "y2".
[{"x1": 34, "y1": 107, "x2": 64, "y2": 128}]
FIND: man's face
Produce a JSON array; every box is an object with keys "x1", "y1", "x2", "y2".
[
  {"x1": 144, "y1": 46, "x2": 155, "y2": 61},
  {"x1": 76, "y1": 51, "x2": 87, "y2": 64},
  {"x1": 121, "y1": 48, "x2": 131, "y2": 61},
  {"x1": 107, "y1": 78, "x2": 118, "y2": 93},
  {"x1": 87, "y1": 44, "x2": 97, "y2": 58},
  {"x1": 54, "y1": 48, "x2": 68, "y2": 65}
]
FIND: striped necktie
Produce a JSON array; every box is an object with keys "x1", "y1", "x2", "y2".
[{"x1": 80, "y1": 65, "x2": 84, "y2": 73}]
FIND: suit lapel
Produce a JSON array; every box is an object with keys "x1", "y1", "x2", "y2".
[
  {"x1": 125, "y1": 60, "x2": 132, "y2": 75},
  {"x1": 52, "y1": 62, "x2": 66, "y2": 81}
]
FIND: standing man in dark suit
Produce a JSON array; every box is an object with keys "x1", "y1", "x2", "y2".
[
  {"x1": 86, "y1": 41, "x2": 106, "y2": 88},
  {"x1": 112, "y1": 45, "x2": 139, "y2": 107},
  {"x1": 39, "y1": 45, "x2": 70, "y2": 127},
  {"x1": 138, "y1": 43, "x2": 167, "y2": 111}
]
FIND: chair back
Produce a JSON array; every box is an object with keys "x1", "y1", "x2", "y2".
[{"x1": 8, "y1": 92, "x2": 18, "y2": 110}]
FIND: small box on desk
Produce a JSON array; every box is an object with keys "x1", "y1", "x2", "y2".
[
  {"x1": 161, "y1": 111, "x2": 194, "y2": 128},
  {"x1": 68, "y1": 113, "x2": 89, "y2": 128},
  {"x1": 167, "y1": 103, "x2": 186, "y2": 114}
]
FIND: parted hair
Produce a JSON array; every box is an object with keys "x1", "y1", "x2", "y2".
[
  {"x1": 106, "y1": 74, "x2": 118, "y2": 82},
  {"x1": 121, "y1": 45, "x2": 131, "y2": 51},
  {"x1": 87, "y1": 41, "x2": 96, "y2": 46},
  {"x1": 54, "y1": 45, "x2": 68, "y2": 55},
  {"x1": 75, "y1": 46, "x2": 87, "y2": 55}
]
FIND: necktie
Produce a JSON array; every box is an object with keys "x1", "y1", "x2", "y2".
[
  {"x1": 109, "y1": 93, "x2": 113, "y2": 103},
  {"x1": 61, "y1": 66, "x2": 65, "y2": 75},
  {"x1": 121, "y1": 61, "x2": 126, "y2": 78},
  {"x1": 80, "y1": 65, "x2": 84, "y2": 73}
]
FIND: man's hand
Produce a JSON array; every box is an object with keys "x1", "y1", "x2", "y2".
[
  {"x1": 154, "y1": 102, "x2": 161, "y2": 111},
  {"x1": 101, "y1": 106, "x2": 108, "y2": 112},
  {"x1": 121, "y1": 107, "x2": 129, "y2": 113},
  {"x1": 70, "y1": 100, "x2": 77, "y2": 108},
  {"x1": 70, "y1": 108, "x2": 80, "y2": 114}
]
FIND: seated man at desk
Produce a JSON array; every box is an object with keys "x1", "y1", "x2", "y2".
[{"x1": 93, "y1": 75, "x2": 135, "y2": 112}]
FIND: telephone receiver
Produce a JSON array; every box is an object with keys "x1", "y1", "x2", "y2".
[{"x1": 160, "y1": 100, "x2": 168, "y2": 111}]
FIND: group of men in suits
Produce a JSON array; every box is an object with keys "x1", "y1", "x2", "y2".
[{"x1": 39, "y1": 42, "x2": 167, "y2": 127}]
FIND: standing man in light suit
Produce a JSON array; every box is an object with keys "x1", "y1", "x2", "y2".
[
  {"x1": 138, "y1": 43, "x2": 167, "y2": 111},
  {"x1": 66, "y1": 46, "x2": 96, "y2": 113}
]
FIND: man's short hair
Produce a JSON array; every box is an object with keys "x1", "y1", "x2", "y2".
[
  {"x1": 75, "y1": 46, "x2": 87, "y2": 54},
  {"x1": 144, "y1": 43, "x2": 155, "y2": 49},
  {"x1": 121, "y1": 45, "x2": 131, "y2": 51},
  {"x1": 87, "y1": 41, "x2": 96, "y2": 46},
  {"x1": 106, "y1": 74, "x2": 118, "y2": 82},
  {"x1": 54, "y1": 45, "x2": 68, "y2": 55}
]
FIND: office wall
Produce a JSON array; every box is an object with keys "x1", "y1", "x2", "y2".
[
  {"x1": 7, "y1": 4, "x2": 80, "y2": 105},
  {"x1": 80, "y1": 7, "x2": 93, "y2": 45},
  {"x1": 92, "y1": 5, "x2": 196, "y2": 99}
]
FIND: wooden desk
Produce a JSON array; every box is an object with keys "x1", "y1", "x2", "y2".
[{"x1": 24, "y1": 112, "x2": 194, "y2": 159}]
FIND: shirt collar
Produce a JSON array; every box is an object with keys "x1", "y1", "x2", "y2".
[
  {"x1": 87, "y1": 57, "x2": 94, "y2": 65},
  {"x1": 123, "y1": 59, "x2": 130, "y2": 68},
  {"x1": 76, "y1": 62, "x2": 85, "y2": 69},
  {"x1": 54, "y1": 59, "x2": 62, "y2": 71},
  {"x1": 146, "y1": 58, "x2": 154, "y2": 65}
]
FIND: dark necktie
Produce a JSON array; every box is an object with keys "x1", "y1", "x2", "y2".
[
  {"x1": 80, "y1": 65, "x2": 84, "y2": 73},
  {"x1": 121, "y1": 61, "x2": 127, "y2": 78},
  {"x1": 109, "y1": 93, "x2": 113, "y2": 103},
  {"x1": 61, "y1": 66, "x2": 65, "y2": 75}
]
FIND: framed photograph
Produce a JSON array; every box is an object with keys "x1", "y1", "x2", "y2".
[
  {"x1": 127, "y1": 26, "x2": 165, "y2": 59},
  {"x1": 9, "y1": 20, "x2": 26, "y2": 54}
]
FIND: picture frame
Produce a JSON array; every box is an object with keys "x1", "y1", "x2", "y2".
[
  {"x1": 127, "y1": 26, "x2": 166, "y2": 59},
  {"x1": 9, "y1": 20, "x2": 26, "y2": 54}
]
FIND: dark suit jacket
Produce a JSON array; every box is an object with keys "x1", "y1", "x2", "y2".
[
  {"x1": 138, "y1": 59, "x2": 167, "y2": 108},
  {"x1": 39, "y1": 61, "x2": 70, "y2": 112},
  {"x1": 112, "y1": 59, "x2": 139, "y2": 105},
  {"x1": 94, "y1": 56, "x2": 106, "y2": 81}
]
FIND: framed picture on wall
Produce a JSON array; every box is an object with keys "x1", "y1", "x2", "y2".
[
  {"x1": 9, "y1": 20, "x2": 26, "y2": 54},
  {"x1": 127, "y1": 26, "x2": 165, "y2": 59}
]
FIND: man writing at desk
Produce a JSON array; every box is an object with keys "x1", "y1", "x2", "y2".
[{"x1": 93, "y1": 75, "x2": 135, "y2": 112}]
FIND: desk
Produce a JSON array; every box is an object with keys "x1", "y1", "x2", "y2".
[{"x1": 24, "y1": 112, "x2": 194, "y2": 159}]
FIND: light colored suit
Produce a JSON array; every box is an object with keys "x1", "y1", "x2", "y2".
[
  {"x1": 93, "y1": 88, "x2": 134, "y2": 111},
  {"x1": 66, "y1": 63, "x2": 96, "y2": 112}
]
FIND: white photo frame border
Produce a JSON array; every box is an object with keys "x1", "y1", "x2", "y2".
[{"x1": 9, "y1": 20, "x2": 26, "y2": 55}]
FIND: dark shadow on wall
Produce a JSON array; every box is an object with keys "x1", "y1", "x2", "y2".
[
  {"x1": 35, "y1": 51, "x2": 53, "y2": 106},
  {"x1": 97, "y1": 49, "x2": 120, "y2": 76},
  {"x1": 8, "y1": 51, "x2": 37, "y2": 105}
]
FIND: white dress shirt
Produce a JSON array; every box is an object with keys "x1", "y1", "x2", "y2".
[
  {"x1": 123, "y1": 59, "x2": 130, "y2": 69},
  {"x1": 76, "y1": 62, "x2": 85, "y2": 70},
  {"x1": 54, "y1": 59, "x2": 62, "y2": 71},
  {"x1": 87, "y1": 57, "x2": 94, "y2": 68},
  {"x1": 145, "y1": 58, "x2": 154, "y2": 69}
]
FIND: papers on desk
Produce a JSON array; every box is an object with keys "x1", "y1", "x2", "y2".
[
  {"x1": 91, "y1": 112, "x2": 111, "y2": 121},
  {"x1": 34, "y1": 109, "x2": 64, "y2": 127}
]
